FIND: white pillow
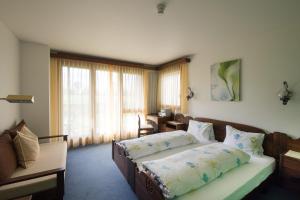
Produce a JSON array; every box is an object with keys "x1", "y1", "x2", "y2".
[
  {"x1": 223, "y1": 125, "x2": 264, "y2": 156},
  {"x1": 187, "y1": 120, "x2": 215, "y2": 143}
]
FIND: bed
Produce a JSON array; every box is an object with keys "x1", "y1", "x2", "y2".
[
  {"x1": 112, "y1": 116, "x2": 278, "y2": 194},
  {"x1": 132, "y1": 118, "x2": 281, "y2": 200},
  {"x1": 112, "y1": 130, "x2": 213, "y2": 190},
  {"x1": 135, "y1": 148, "x2": 276, "y2": 200}
]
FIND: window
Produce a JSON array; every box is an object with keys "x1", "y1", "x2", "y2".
[
  {"x1": 51, "y1": 57, "x2": 188, "y2": 147},
  {"x1": 95, "y1": 69, "x2": 121, "y2": 138},
  {"x1": 52, "y1": 58, "x2": 146, "y2": 147},
  {"x1": 62, "y1": 66, "x2": 92, "y2": 139},
  {"x1": 160, "y1": 70, "x2": 180, "y2": 109},
  {"x1": 158, "y1": 62, "x2": 188, "y2": 113}
]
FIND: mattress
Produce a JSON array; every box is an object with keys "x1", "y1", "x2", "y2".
[{"x1": 136, "y1": 146, "x2": 275, "y2": 200}]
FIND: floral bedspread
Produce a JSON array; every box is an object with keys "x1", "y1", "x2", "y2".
[
  {"x1": 118, "y1": 130, "x2": 197, "y2": 160},
  {"x1": 141, "y1": 143, "x2": 250, "y2": 199}
]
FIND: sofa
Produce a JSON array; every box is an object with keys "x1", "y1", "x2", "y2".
[{"x1": 0, "y1": 135, "x2": 68, "y2": 200}]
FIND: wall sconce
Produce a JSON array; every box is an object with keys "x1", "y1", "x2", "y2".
[
  {"x1": 157, "y1": 2, "x2": 166, "y2": 14},
  {"x1": 278, "y1": 81, "x2": 293, "y2": 105},
  {"x1": 186, "y1": 87, "x2": 194, "y2": 101},
  {"x1": 0, "y1": 95, "x2": 34, "y2": 103}
]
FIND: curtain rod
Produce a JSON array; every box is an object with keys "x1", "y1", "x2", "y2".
[
  {"x1": 50, "y1": 50, "x2": 191, "y2": 70},
  {"x1": 50, "y1": 50, "x2": 158, "y2": 70},
  {"x1": 158, "y1": 57, "x2": 191, "y2": 69}
]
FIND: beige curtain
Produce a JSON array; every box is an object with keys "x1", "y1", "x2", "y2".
[
  {"x1": 157, "y1": 62, "x2": 189, "y2": 113},
  {"x1": 180, "y1": 63, "x2": 189, "y2": 113},
  {"x1": 50, "y1": 58, "x2": 62, "y2": 138},
  {"x1": 143, "y1": 70, "x2": 159, "y2": 115},
  {"x1": 50, "y1": 57, "x2": 153, "y2": 147}
]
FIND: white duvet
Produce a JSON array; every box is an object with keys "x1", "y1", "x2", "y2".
[
  {"x1": 118, "y1": 130, "x2": 198, "y2": 160},
  {"x1": 141, "y1": 143, "x2": 251, "y2": 199}
]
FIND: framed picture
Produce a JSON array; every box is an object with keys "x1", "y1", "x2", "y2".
[{"x1": 211, "y1": 59, "x2": 241, "y2": 101}]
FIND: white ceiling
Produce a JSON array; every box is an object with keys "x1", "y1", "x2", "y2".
[{"x1": 0, "y1": 0, "x2": 299, "y2": 65}]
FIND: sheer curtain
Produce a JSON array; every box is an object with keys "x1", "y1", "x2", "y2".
[
  {"x1": 94, "y1": 65, "x2": 144, "y2": 142},
  {"x1": 121, "y1": 68, "x2": 144, "y2": 139},
  {"x1": 62, "y1": 65, "x2": 92, "y2": 146},
  {"x1": 157, "y1": 62, "x2": 189, "y2": 113},
  {"x1": 50, "y1": 58, "x2": 147, "y2": 147},
  {"x1": 94, "y1": 66, "x2": 121, "y2": 143}
]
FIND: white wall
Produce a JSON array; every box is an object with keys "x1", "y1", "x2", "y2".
[
  {"x1": 188, "y1": 1, "x2": 300, "y2": 138},
  {"x1": 0, "y1": 21, "x2": 20, "y2": 132},
  {"x1": 20, "y1": 42, "x2": 50, "y2": 137}
]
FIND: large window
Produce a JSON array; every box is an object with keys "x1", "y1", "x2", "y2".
[
  {"x1": 62, "y1": 67, "x2": 92, "y2": 140},
  {"x1": 158, "y1": 62, "x2": 188, "y2": 113},
  {"x1": 51, "y1": 57, "x2": 189, "y2": 147},
  {"x1": 160, "y1": 70, "x2": 180, "y2": 109},
  {"x1": 51, "y1": 58, "x2": 145, "y2": 147}
]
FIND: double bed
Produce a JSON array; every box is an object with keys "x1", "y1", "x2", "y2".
[
  {"x1": 112, "y1": 116, "x2": 279, "y2": 200},
  {"x1": 135, "y1": 150, "x2": 275, "y2": 200}
]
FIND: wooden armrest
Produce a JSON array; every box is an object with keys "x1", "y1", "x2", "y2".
[
  {"x1": 0, "y1": 168, "x2": 65, "y2": 186},
  {"x1": 38, "y1": 135, "x2": 68, "y2": 142}
]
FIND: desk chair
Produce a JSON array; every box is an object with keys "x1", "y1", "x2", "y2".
[{"x1": 138, "y1": 115, "x2": 154, "y2": 138}]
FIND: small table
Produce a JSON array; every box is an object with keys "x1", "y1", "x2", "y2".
[
  {"x1": 279, "y1": 151, "x2": 300, "y2": 193},
  {"x1": 165, "y1": 121, "x2": 186, "y2": 131}
]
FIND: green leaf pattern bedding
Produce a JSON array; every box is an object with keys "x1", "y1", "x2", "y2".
[
  {"x1": 119, "y1": 130, "x2": 198, "y2": 160},
  {"x1": 141, "y1": 143, "x2": 250, "y2": 199}
]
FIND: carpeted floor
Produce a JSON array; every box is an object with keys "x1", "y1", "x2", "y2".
[{"x1": 64, "y1": 144, "x2": 299, "y2": 200}]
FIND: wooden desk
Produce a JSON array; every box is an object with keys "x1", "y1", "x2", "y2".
[{"x1": 146, "y1": 114, "x2": 172, "y2": 132}]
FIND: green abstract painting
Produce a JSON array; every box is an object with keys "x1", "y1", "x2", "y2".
[{"x1": 211, "y1": 59, "x2": 240, "y2": 101}]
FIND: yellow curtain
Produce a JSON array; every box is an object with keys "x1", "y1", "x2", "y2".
[
  {"x1": 50, "y1": 58, "x2": 62, "y2": 138},
  {"x1": 50, "y1": 57, "x2": 154, "y2": 147},
  {"x1": 143, "y1": 70, "x2": 150, "y2": 116},
  {"x1": 157, "y1": 62, "x2": 189, "y2": 113},
  {"x1": 180, "y1": 63, "x2": 189, "y2": 113}
]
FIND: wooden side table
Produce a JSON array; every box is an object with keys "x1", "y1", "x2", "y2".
[
  {"x1": 165, "y1": 121, "x2": 186, "y2": 131},
  {"x1": 279, "y1": 153, "x2": 300, "y2": 193}
]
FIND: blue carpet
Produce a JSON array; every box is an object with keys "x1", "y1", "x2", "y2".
[
  {"x1": 65, "y1": 144, "x2": 137, "y2": 200},
  {"x1": 64, "y1": 144, "x2": 298, "y2": 200}
]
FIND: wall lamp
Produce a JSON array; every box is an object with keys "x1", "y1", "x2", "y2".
[
  {"x1": 157, "y1": 2, "x2": 166, "y2": 14},
  {"x1": 0, "y1": 95, "x2": 34, "y2": 104},
  {"x1": 278, "y1": 81, "x2": 293, "y2": 105},
  {"x1": 186, "y1": 87, "x2": 194, "y2": 101}
]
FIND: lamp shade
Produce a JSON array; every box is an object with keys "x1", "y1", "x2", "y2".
[{"x1": 0, "y1": 95, "x2": 34, "y2": 103}]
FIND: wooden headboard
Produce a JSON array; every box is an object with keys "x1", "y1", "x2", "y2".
[{"x1": 174, "y1": 114, "x2": 276, "y2": 158}]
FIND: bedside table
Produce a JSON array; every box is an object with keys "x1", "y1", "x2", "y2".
[
  {"x1": 165, "y1": 121, "x2": 186, "y2": 131},
  {"x1": 279, "y1": 153, "x2": 300, "y2": 193}
]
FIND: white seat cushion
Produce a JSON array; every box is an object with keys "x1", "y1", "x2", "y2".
[{"x1": 0, "y1": 141, "x2": 67, "y2": 200}]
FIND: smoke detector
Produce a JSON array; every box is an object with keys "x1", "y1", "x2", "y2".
[{"x1": 157, "y1": 2, "x2": 166, "y2": 14}]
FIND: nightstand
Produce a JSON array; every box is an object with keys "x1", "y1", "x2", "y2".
[
  {"x1": 279, "y1": 152, "x2": 300, "y2": 193},
  {"x1": 165, "y1": 121, "x2": 186, "y2": 131}
]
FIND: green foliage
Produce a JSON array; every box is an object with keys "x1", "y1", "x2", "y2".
[{"x1": 217, "y1": 59, "x2": 240, "y2": 101}]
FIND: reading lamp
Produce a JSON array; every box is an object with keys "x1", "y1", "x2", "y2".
[{"x1": 0, "y1": 95, "x2": 34, "y2": 104}]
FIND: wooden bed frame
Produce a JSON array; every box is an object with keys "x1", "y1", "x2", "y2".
[{"x1": 112, "y1": 115, "x2": 295, "y2": 199}]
